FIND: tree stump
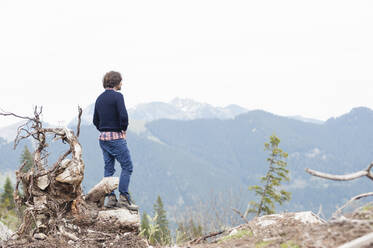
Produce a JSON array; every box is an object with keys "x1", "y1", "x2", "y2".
[{"x1": 0, "y1": 107, "x2": 143, "y2": 247}]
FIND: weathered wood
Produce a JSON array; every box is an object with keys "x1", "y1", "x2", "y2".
[
  {"x1": 305, "y1": 163, "x2": 373, "y2": 181},
  {"x1": 190, "y1": 230, "x2": 225, "y2": 244},
  {"x1": 0, "y1": 221, "x2": 13, "y2": 241},
  {"x1": 36, "y1": 175, "x2": 49, "y2": 190},
  {"x1": 307, "y1": 163, "x2": 373, "y2": 220},
  {"x1": 58, "y1": 225, "x2": 79, "y2": 241},
  {"x1": 76, "y1": 106, "x2": 82, "y2": 137},
  {"x1": 55, "y1": 159, "x2": 84, "y2": 184},
  {"x1": 0, "y1": 107, "x2": 141, "y2": 244},
  {"x1": 0, "y1": 107, "x2": 86, "y2": 237},
  {"x1": 232, "y1": 208, "x2": 249, "y2": 224},
  {"x1": 85, "y1": 177, "x2": 119, "y2": 204},
  {"x1": 305, "y1": 168, "x2": 368, "y2": 181},
  {"x1": 53, "y1": 127, "x2": 85, "y2": 185},
  {"x1": 333, "y1": 192, "x2": 373, "y2": 218},
  {"x1": 338, "y1": 231, "x2": 373, "y2": 248},
  {"x1": 97, "y1": 208, "x2": 140, "y2": 228}
]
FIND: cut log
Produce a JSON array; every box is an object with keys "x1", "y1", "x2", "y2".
[{"x1": 85, "y1": 177, "x2": 119, "y2": 204}]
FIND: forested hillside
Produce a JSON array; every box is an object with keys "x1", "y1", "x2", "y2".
[{"x1": 1, "y1": 107, "x2": 372, "y2": 219}]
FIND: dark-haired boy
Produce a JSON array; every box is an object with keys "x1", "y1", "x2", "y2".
[{"x1": 93, "y1": 71, "x2": 138, "y2": 211}]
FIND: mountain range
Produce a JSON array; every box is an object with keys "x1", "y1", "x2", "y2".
[
  {"x1": 1, "y1": 98, "x2": 323, "y2": 143},
  {"x1": 68, "y1": 97, "x2": 323, "y2": 127},
  {"x1": 1, "y1": 99, "x2": 370, "y2": 221}
]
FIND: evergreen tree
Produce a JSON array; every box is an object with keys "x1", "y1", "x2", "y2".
[
  {"x1": 140, "y1": 211, "x2": 150, "y2": 239},
  {"x1": 153, "y1": 195, "x2": 171, "y2": 245},
  {"x1": 1, "y1": 177, "x2": 15, "y2": 210},
  {"x1": 20, "y1": 145, "x2": 33, "y2": 173},
  {"x1": 246, "y1": 135, "x2": 291, "y2": 217},
  {"x1": 139, "y1": 212, "x2": 160, "y2": 245}
]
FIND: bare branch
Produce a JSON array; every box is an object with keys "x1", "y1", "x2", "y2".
[
  {"x1": 365, "y1": 163, "x2": 373, "y2": 180},
  {"x1": 0, "y1": 108, "x2": 35, "y2": 121},
  {"x1": 305, "y1": 168, "x2": 369, "y2": 181},
  {"x1": 232, "y1": 208, "x2": 249, "y2": 224},
  {"x1": 14, "y1": 161, "x2": 27, "y2": 208},
  {"x1": 50, "y1": 149, "x2": 72, "y2": 172},
  {"x1": 76, "y1": 106, "x2": 83, "y2": 137},
  {"x1": 190, "y1": 230, "x2": 225, "y2": 245},
  {"x1": 333, "y1": 192, "x2": 373, "y2": 218}
]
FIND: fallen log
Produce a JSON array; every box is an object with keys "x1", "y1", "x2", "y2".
[
  {"x1": 85, "y1": 177, "x2": 119, "y2": 207},
  {"x1": 338, "y1": 231, "x2": 373, "y2": 248}
]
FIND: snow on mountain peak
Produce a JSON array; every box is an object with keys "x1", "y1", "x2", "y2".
[
  {"x1": 169, "y1": 98, "x2": 209, "y2": 113},
  {"x1": 68, "y1": 98, "x2": 248, "y2": 126}
]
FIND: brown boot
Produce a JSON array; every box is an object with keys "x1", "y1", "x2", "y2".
[
  {"x1": 105, "y1": 195, "x2": 118, "y2": 208},
  {"x1": 118, "y1": 194, "x2": 139, "y2": 211}
]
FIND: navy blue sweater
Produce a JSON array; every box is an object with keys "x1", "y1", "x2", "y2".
[{"x1": 93, "y1": 89, "x2": 129, "y2": 132}]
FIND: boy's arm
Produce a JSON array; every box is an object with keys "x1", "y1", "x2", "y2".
[
  {"x1": 116, "y1": 93, "x2": 128, "y2": 131},
  {"x1": 93, "y1": 103, "x2": 100, "y2": 130}
]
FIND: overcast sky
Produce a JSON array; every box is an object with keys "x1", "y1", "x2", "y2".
[{"x1": 0, "y1": 0, "x2": 373, "y2": 127}]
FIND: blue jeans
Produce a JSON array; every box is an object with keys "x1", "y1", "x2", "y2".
[{"x1": 99, "y1": 138, "x2": 133, "y2": 200}]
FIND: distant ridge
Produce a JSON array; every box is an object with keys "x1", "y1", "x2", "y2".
[
  {"x1": 129, "y1": 97, "x2": 248, "y2": 121},
  {"x1": 326, "y1": 106, "x2": 373, "y2": 124},
  {"x1": 287, "y1": 115, "x2": 324, "y2": 125},
  {"x1": 68, "y1": 97, "x2": 325, "y2": 127},
  {"x1": 0, "y1": 103, "x2": 367, "y2": 143},
  {"x1": 69, "y1": 97, "x2": 249, "y2": 126}
]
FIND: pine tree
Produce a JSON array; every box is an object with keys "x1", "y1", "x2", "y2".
[
  {"x1": 153, "y1": 195, "x2": 171, "y2": 245},
  {"x1": 139, "y1": 212, "x2": 160, "y2": 245},
  {"x1": 1, "y1": 177, "x2": 15, "y2": 210},
  {"x1": 20, "y1": 145, "x2": 33, "y2": 173},
  {"x1": 246, "y1": 135, "x2": 291, "y2": 217},
  {"x1": 140, "y1": 211, "x2": 150, "y2": 239}
]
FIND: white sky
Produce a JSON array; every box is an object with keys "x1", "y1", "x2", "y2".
[{"x1": 1, "y1": 0, "x2": 373, "y2": 127}]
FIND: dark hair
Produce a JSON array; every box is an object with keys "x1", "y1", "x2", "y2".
[{"x1": 103, "y1": 71, "x2": 122, "y2": 88}]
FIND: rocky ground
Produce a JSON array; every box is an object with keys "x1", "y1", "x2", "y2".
[
  {"x1": 2, "y1": 232, "x2": 147, "y2": 248},
  {"x1": 0, "y1": 206, "x2": 148, "y2": 248},
  {"x1": 2, "y1": 204, "x2": 373, "y2": 247},
  {"x1": 184, "y1": 205, "x2": 373, "y2": 248}
]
